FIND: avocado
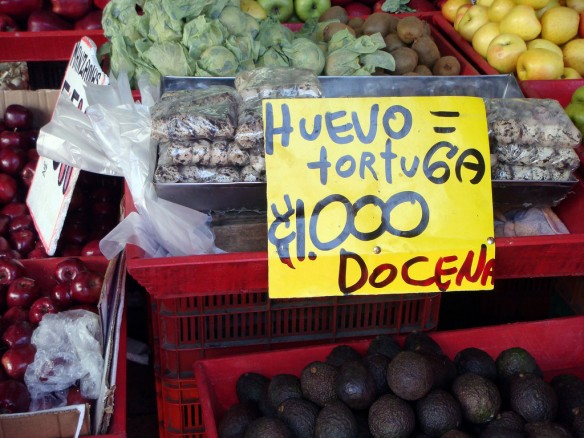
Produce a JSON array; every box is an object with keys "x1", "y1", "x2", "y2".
[
  {"x1": 368, "y1": 393, "x2": 416, "y2": 438},
  {"x1": 300, "y1": 360, "x2": 339, "y2": 407},
  {"x1": 441, "y1": 430, "x2": 470, "y2": 438},
  {"x1": 243, "y1": 417, "x2": 293, "y2": 438},
  {"x1": 314, "y1": 400, "x2": 358, "y2": 438},
  {"x1": 327, "y1": 345, "x2": 362, "y2": 367},
  {"x1": 335, "y1": 360, "x2": 377, "y2": 410},
  {"x1": 572, "y1": 408, "x2": 584, "y2": 438},
  {"x1": 267, "y1": 374, "x2": 303, "y2": 413},
  {"x1": 236, "y1": 372, "x2": 270, "y2": 405},
  {"x1": 387, "y1": 350, "x2": 435, "y2": 401},
  {"x1": 354, "y1": 409, "x2": 374, "y2": 438},
  {"x1": 416, "y1": 389, "x2": 462, "y2": 436},
  {"x1": 218, "y1": 402, "x2": 260, "y2": 438},
  {"x1": 509, "y1": 373, "x2": 558, "y2": 423},
  {"x1": 550, "y1": 373, "x2": 584, "y2": 425},
  {"x1": 276, "y1": 397, "x2": 319, "y2": 438},
  {"x1": 362, "y1": 353, "x2": 391, "y2": 397},
  {"x1": 367, "y1": 334, "x2": 403, "y2": 360},
  {"x1": 405, "y1": 331, "x2": 444, "y2": 356},
  {"x1": 454, "y1": 348, "x2": 498, "y2": 382},
  {"x1": 524, "y1": 422, "x2": 573, "y2": 438},
  {"x1": 483, "y1": 410, "x2": 525, "y2": 432},
  {"x1": 479, "y1": 428, "x2": 524, "y2": 438},
  {"x1": 422, "y1": 352, "x2": 458, "y2": 390},
  {"x1": 451, "y1": 373, "x2": 501, "y2": 425},
  {"x1": 496, "y1": 347, "x2": 542, "y2": 383}
]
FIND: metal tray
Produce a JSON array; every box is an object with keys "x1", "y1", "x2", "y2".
[{"x1": 154, "y1": 74, "x2": 578, "y2": 212}]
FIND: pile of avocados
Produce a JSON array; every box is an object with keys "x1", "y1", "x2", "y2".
[{"x1": 217, "y1": 332, "x2": 584, "y2": 438}]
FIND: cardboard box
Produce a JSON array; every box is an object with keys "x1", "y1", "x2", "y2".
[{"x1": 0, "y1": 90, "x2": 125, "y2": 437}]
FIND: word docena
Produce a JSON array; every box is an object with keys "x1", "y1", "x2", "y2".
[{"x1": 265, "y1": 100, "x2": 491, "y2": 293}]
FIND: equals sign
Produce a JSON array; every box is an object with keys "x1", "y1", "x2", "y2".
[{"x1": 430, "y1": 110, "x2": 460, "y2": 133}]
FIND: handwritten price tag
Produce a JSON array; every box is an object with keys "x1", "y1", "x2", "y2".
[
  {"x1": 26, "y1": 37, "x2": 108, "y2": 255},
  {"x1": 265, "y1": 96, "x2": 495, "y2": 298}
]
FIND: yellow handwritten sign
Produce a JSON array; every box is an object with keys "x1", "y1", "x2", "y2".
[{"x1": 264, "y1": 97, "x2": 495, "y2": 299}]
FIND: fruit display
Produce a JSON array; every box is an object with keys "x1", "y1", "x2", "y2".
[
  {"x1": 101, "y1": 0, "x2": 461, "y2": 85},
  {"x1": 0, "y1": 0, "x2": 105, "y2": 31},
  {"x1": 439, "y1": 0, "x2": 584, "y2": 79},
  {"x1": 0, "y1": 102, "x2": 121, "y2": 259},
  {"x1": 566, "y1": 85, "x2": 584, "y2": 136},
  {"x1": 0, "y1": 257, "x2": 103, "y2": 414},
  {"x1": 217, "y1": 333, "x2": 584, "y2": 437}
]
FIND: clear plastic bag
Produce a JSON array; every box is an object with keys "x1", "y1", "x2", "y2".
[
  {"x1": 485, "y1": 98, "x2": 582, "y2": 149},
  {"x1": 35, "y1": 72, "x2": 221, "y2": 259},
  {"x1": 150, "y1": 86, "x2": 240, "y2": 142},
  {"x1": 492, "y1": 163, "x2": 574, "y2": 181},
  {"x1": 493, "y1": 143, "x2": 581, "y2": 170},
  {"x1": 24, "y1": 310, "x2": 103, "y2": 410}
]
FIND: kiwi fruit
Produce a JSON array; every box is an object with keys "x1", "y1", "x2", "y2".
[
  {"x1": 396, "y1": 15, "x2": 426, "y2": 44},
  {"x1": 319, "y1": 6, "x2": 349, "y2": 24},
  {"x1": 323, "y1": 22, "x2": 356, "y2": 42},
  {"x1": 362, "y1": 12, "x2": 399, "y2": 37},
  {"x1": 411, "y1": 35, "x2": 441, "y2": 68},
  {"x1": 414, "y1": 64, "x2": 433, "y2": 75},
  {"x1": 347, "y1": 16, "x2": 365, "y2": 36},
  {"x1": 432, "y1": 56, "x2": 461, "y2": 76},
  {"x1": 390, "y1": 47, "x2": 419, "y2": 75},
  {"x1": 402, "y1": 72, "x2": 422, "y2": 76},
  {"x1": 383, "y1": 33, "x2": 406, "y2": 52}
]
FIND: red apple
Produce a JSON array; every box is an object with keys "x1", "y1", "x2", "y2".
[
  {"x1": 331, "y1": 0, "x2": 352, "y2": 5},
  {"x1": 0, "y1": 174, "x2": 18, "y2": 204},
  {"x1": 71, "y1": 270, "x2": 103, "y2": 304},
  {"x1": 1, "y1": 320, "x2": 34, "y2": 348},
  {"x1": 0, "y1": 249, "x2": 21, "y2": 260},
  {"x1": 66, "y1": 385, "x2": 90, "y2": 405},
  {"x1": 59, "y1": 244, "x2": 82, "y2": 257},
  {"x1": 20, "y1": 161, "x2": 35, "y2": 188},
  {"x1": 6, "y1": 277, "x2": 39, "y2": 308},
  {"x1": 68, "y1": 189, "x2": 85, "y2": 211},
  {"x1": 1, "y1": 202, "x2": 27, "y2": 219},
  {"x1": 8, "y1": 214, "x2": 33, "y2": 233},
  {"x1": 0, "y1": 236, "x2": 9, "y2": 251},
  {"x1": 2, "y1": 306, "x2": 28, "y2": 324},
  {"x1": 50, "y1": 282, "x2": 73, "y2": 308},
  {"x1": 26, "y1": 246, "x2": 49, "y2": 259},
  {"x1": 81, "y1": 239, "x2": 102, "y2": 257},
  {"x1": 0, "y1": 258, "x2": 25, "y2": 285},
  {"x1": 28, "y1": 297, "x2": 59, "y2": 324},
  {"x1": 19, "y1": 129, "x2": 38, "y2": 150},
  {"x1": 2, "y1": 344, "x2": 36, "y2": 380},
  {"x1": 0, "y1": 147, "x2": 26, "y2": 175},
  {"x1": 60, "y1": 221, "x2": 89, "y2": 246},
  {"x1": 9, "y1": 229, "x2": 36, "y2": 256},
  {"x1": 26, "y1": 148, "x2": 39, "y2": 164},
  {"x1": 54, "y1": 257, "x2": 88, "y2": 283},
  {"x1": 0, "y1": 214, "x2": 9, "y2": 234},
  {"x1": 0, "y1": 380, "x2": 31, "y2": 413},
  {"x1": 345, "y1": 2, "x2": 371, "y2": 17}
]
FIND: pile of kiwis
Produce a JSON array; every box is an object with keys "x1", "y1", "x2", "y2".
[{"x1": 319, "y1": 7, "x2": 462, "y2": 76}]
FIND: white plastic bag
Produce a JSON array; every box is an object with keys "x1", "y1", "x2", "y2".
[
  {"x1": 24, "y1": 310, "x2": 103, "y2": 410},
  {"x1": 35, "y1": 72, "x2": 221, "y2": 258}
]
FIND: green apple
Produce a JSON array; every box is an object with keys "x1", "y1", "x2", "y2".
[
  {"x1": 258, "y1": 0, "x2": 295, "y2": 21},
  {"x1": 294, "y1": 0, "x2": 331, "y2": 22},
  {"x1": 572, "y1": 86, "x2": 584, "y2": 104}
]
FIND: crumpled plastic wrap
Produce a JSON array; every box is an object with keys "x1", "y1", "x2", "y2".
[
  {"x1": 24, "y1": 310, "x2": 103, "y2": 411},
  {"x1": 494, "y1": 207, "x2": 569, "y2": 237}
]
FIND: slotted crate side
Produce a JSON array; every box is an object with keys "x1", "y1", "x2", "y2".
[{"x1": 157, "y1": 376, "x2": 205, "y2": 436}]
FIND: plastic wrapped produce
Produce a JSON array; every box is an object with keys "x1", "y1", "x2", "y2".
[
  {"x1": 150, "y1": 86, "x2": 240, "y2": 141},
  {"x1": 158, "y1": 139, "x2": 250, "y2": 167},
  {"x1": 485, "y1": 98, "x2": 582, "y2": 149},
  {"x1": 155, "y1": 164, "x2": 242, "y2": 183},
  {"x1": 492, "y1": 163, "x2": 574, "y2": 182},
  {"x1": 493, "y1": 144, "x2": 580, "y2": 171}
]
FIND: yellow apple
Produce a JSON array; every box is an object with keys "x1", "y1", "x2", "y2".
[
  {"x1": 499, "y1": 5, "x2": 542, "y2": 40},
  {"x1": 535, "y1": 0, "x2": 560, "y2": 18},
  {"x1": 472, "y1": 22, "x2": 501, "y2": 58},
  {"x1": 486, "y1": 32, "x2": 528, "y2": 72},
  {"x1": 488, "y1": 0, "x2": 516, "y2": 21},
  {"x1": 526, "y1": 38, "x2": 563, "y2": 58},
  {"x1": 516, "y1": 48, "x2": 564, "y2": 79},
  {"x1": 566, "y1": 0, "x2": 584, "y2": 12},
  {"x1": 515, "y1": 0, "x2": 549, "y2": 9},
  {"x1": 562, "y1": 67, "x2": 583, "y2": 78},
  {"x1": 563, "y1": 38, "x2": 584, "y2": 75},
  {"x1": 476, "y1": 0, "x2": 496, "y2": 7},
  {"x1": 457, "y1": 4, "x2": 490, "y2": 41},
  {"x1": 541, "y1": 6, "x2": 580, "y2": 45},
  {"x1": 454, "y1": 4, "x2": 473, "y2": 30},
  {"x1": 442, "y1": 0, "x2": 473, "y2": 23}
]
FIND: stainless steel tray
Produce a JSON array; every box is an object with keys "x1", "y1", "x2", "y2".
[{"x1": 155, "y1": 74, "x2": 580, "y2": 212}]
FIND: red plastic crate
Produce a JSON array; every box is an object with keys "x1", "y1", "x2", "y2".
[
  {"x1": 194, "y1": 315, "x2": 584, "y2": 438},
  {"x1": 521, "y1": 79, "x2": 584, "y2": 107},
  {"x1": 155, "y1": 375, "x2": 205, "y2": 437},
  {"x1": 0, "y1": 30, "x2": 108, "y2": 62},
  {"x1": 150, "y1": 291, "x2": 440, "y2": 378},
  {"x1": 431, "y1": 14, "x2": 499, "y2": 75}
]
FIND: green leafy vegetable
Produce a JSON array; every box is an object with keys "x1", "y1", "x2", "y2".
[
  {"x1": 196, "y1": 46, "x2": 239, "y2": 76},
  {"x1": 182, "y1": 16, "x2": 227, "y2": 61},
  {"x1": 281, "y1": 38, "x2": 325, "y2": 75},
  {"x1": 380, "y1": 0, "x2": 415, "y2": 13},
  {"x1": 143, "y1": 42, "x2": 193, "y2": 76}
]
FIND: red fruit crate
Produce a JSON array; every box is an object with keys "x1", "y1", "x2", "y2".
[
  {"x1": 150, "y1": 291, "x2": 441, "y2": 378},
  {"x1": 520, "y1": 79, "x2": 584, "y2": 107},
  {"x1": 194, "y1": 316, "x2": 584, "y2": 438},
  {"x1": 431, "y1": 14, "x2": 499, "y2": 75}
]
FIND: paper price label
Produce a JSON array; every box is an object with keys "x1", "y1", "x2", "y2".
[
  {"x1": 27, "y1": 37, "x2": 108, "y2": 255},
  {"x1": 265, "y1": 96, "x2": 495, "y2": 299}
]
